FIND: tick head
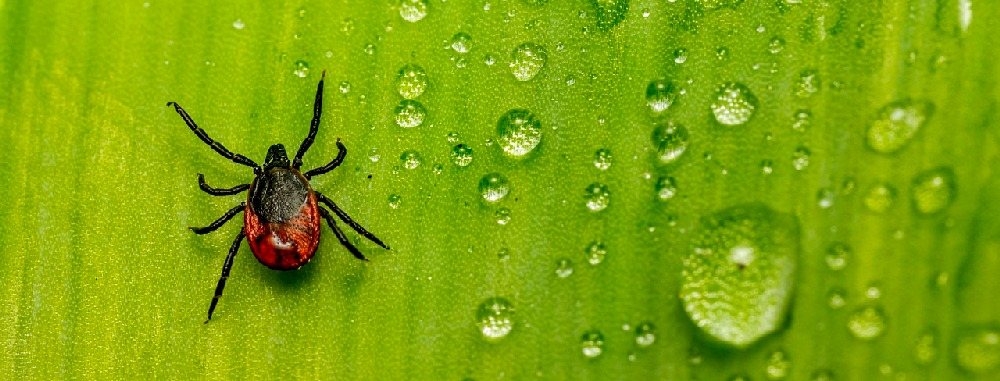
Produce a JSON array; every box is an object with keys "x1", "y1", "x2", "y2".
[{"x1": 264, "y1": 144, "x2": 291, "y2": 169}]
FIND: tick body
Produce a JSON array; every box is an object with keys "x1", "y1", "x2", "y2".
[{"x1": 167, "y1": 71, "x2": 389, "y2": 322}]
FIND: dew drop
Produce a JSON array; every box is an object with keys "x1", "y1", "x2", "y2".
[
  {"x1": 399, "y1": 0, "x2": 428, "y2": 22},
  {"x1": 646, "y1": 79, "x2": 679, "y2": 114},
  {"x1": 651, "y1": 121, "x2": 689, "y2": 165},
  {"x1": 955, "y1": 327, "x2": 1000, "y2": 373},
  {"x1": 593, "y1": 148, "x2": 613, "y2": 170},
  {"x1": 495, "y1": 208, "x2": 512, "y2": 225},
  {"x1": 338, "y1": 81, "x2": 351, "y2": 94},
  {"x1": 450, "y1": 144, "x2": 474, "y2": 167},
  {"x1": 655, "y1": 176, "x2": 678, "y2": 201},
  {"x1": 394, "y1": 100, "x2": 427, "y2": 128},
  {"x1": 232, "y1": 19, "x2": 245, "y2": 30},
  {"x1": 555, "y1": 258, "x2": 574, "y2": 278},
  {"x1": 825, "y1": 242, "x2": 849, "y2": 271},
  {"x1": 479, "y1": 173, "x2": 510, "y2": 202},
  {"x1": 396, "y1": 64, "x2": 428, "y2": 99},
  {"x1": 866, "y1": 99, "x2": 933, "y2": 154},
  {"x1": 584, "y1": 183, "x2": 611, "y2": 212},
  {"x1": 585, "y1": 241, "x2": 607, "y2": 265},
  {"x1": 680, "y1": 203, "x2": 800, "y2": 348},
  {"x1": 810, "y1": 369, "x2": 835, "y2": 381},
  {"x1": 634, "y1": 321, "x2": 656, "y2": 347},
  {"x1": 388, "y1": 194, "x2": 402, "y2": 209},
  {"x1": 711, "y1": 82, "x2": 758, "y2": 126},
  {"x1": 864, "y1": 183, "x2": 896, "y2": 213},
  {"x1": 816, "y1": 187, "x2": 834, "y2": 209},
  {"x1": 293, "y1": 60, "x2": 310, "y2": 78},
  {"x1": 792, "y1": 146, "x2": 811, "y2": 171},
  {"x1": 591, "y1": 0, "x2": 629, "y2": 30},
  {"x1": 476, "y1": 297, "x2": 514, "y2": 341},
  {"x1": 827, "y1": 288, "x2": 847, "y2": 309},
  {"x1": 847, "y1": 306, "x2": 886, "y2": 340},
  {"x1": 914, "y1": 329, "x2": 938, "y2": 365},
  {"x1": 765, "y1": 350, "x2": 791, "y2": 380},
  {"x1": 792, "y1": 109, "x2": 812, "y2": 132},
  {"x1": 761, "y1": 160, "x2": 774, "y2": 175},
  {"x1": 796, "y1": 69, "x2": 820, "y2": 97},
  {"x1": 496, "y1": 109, "x2": 542, "y2": 158},
  {"x1": 509, "y1": 43, "x2": 547, "y2": 81},
  {"x1": 400, "y1": 150, "x2": 422, "y2": 170},
  {"x1": 450, "y1": 32, "x2": 472, "y2": 53},
  {"x1": 580, "y1": 330, "x2": 606, "y2": 358},
  {"x1": 911, "y1": 167, "x2": 956, "y2": 215}
]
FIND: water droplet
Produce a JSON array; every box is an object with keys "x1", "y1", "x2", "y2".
[
  {"x1": 363, "y1": 43, "x2": 376, "y2": 55},
  {"x1": 825, "y1": 242, "x2": 849, "y2": 271},
  {"x1": 792, "y1": 109, "x2": 812, "y2": 132},
  {"x1": 810, "y1": 369, "x2": 835, "y2": 381},
  {"x1": 711, "y1": 82, "x2": 758, "y2": 126},
  {"x1": 388, "y1": 194, "x2": 402, "y2": 209},
  {"x1": 338, "y1": 81, "x2": 351, "y2": 94},
  {"x1": 496, "y1": 109, "x2": 542, "y2": 158},
  {"x1": 451, "y1": 144, "x2": 474, "y2": 167},
  {"x1": 400, "y1": 150, "x2": 423, "y2": 169},
  {"x1": 765, "y1": 350, "x2": 791, "y2": 380},
  {"x1": 816, "y1": 187, "x2": 834, "y2": 209},
  {"x1": 394, "y1": 100, "x2": 427, "y2": 128},
  {"x1": 497, "y1": 248, "x2": 510, "y2": 261},
  {"x1": 580, "y1": 330, "x2": 605, "y2": 358},
  {"x1": 293, "y1": 60, "x2": 310, "y2": 78},
  {"x1": 847, "y1": 306, "x2": 886, "y2": 340},
  {"x1": 584, "y1": 183, "x2": 611, "y2": 212},
  {"x1": 727, "y1": 374, "x2": 751, "y2": 381},
  {"x1": 864, "y1": 183, "x2": 896, "y2": 213},
  {"x1": 592, "y1": 0, "x2": 629, "y2": 30},
  {"x1": 495, "y1": 208, "x2": 512, "y2": 225},
  {"x1": 680, "y1": 203, "x2": 800, "y2": 347},
  {"x1": 955, "y1": 327, "x2": 1000, "y2": 373},
  {"x1": 768, "y1": 36, "x2": 786, "y2": 54},
  {"x1": 450, "y1": 32, "x2": 472, "y2": 53},
  {"x1": 655, "y1": 176, "x2": 678, "y2": 201},
  {"x1": 399, "y1": 0, "x2": 428, "y2": 22},
  {"x1": 794, "y1": 69, "x2": 820, "y2": 98},
  {"x1": 476, "y1": 297, "x2": 514, "y2": 341},
  {"x1": 651, "y1": 121, "x2": 689, "y2": 165},
  {"x1": 634, "y1": 321, "x2": 656, "y2": 347},
  {"x1": 646, "y1": 79, "x2": 679, "y2": 113},
  {"x1": 761, "y1": 160, "x2": 774, "y2": 175},
  {"x1": 479, "y1": 173, "x2": 510, "y2": 202},
  {"x1": 396, "y1": 64, "x2": 428, "y2": 99},
  {"x1": 911, "y1": 167, "x2": 956, "y2": 215},
  {"x1": 509, "y1": 43, "x2": 547, "y2": 81},
  {"x1": 593, "y1": 148, "x2": 612, "y2": 170},
  {"x1": 555, "y1": 258, "x2": 574, "y2": 278},
  {"x1": 673, "y1": 48, "x2": 688, "y2": 64},
  {"x1": 792, "y1": 146, "x2": 810, "y2": 171},
  {"x1": 585, "y1": 241, "x2": 607, "y2": 265},
  {"x1": 827, "y1": 288, "x2": 847, "y2": 309},
  {"x1": 866, "y1": 99, "x2": 934, "y2": 154},
  {"x1": 914, "y1": 329, "x2": 938, "y2": 365},
  {"x1": 232, "y1": 19, "x2": 245, "y2": 30}
]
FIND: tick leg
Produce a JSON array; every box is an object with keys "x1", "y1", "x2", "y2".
[
  {"x1": 198, "y1": 174, "x2": 250, "y2": 196},
  {"x1": 206, "y1": 230, "x2": 245, "y2": 323},
  {"x1": 319, "y1": 207, "x2": 369, "y2": 262},
  {"x1": 303, "y1": 139, "x2": 346, "y2": 180},
  {"x1": 167, "y1": 101, "x2": 261, "y2": 173},
  {"x1": 293, "y1": 70, "x2": 326, "y2": 169},
  {"x1": 316, "y1": 192, "x2": 390, "y2": 250},
  {"x1": 190, "y1": 203, "x2": 245, "y2": 235}
]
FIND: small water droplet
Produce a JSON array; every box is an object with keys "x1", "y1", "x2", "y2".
[
  {"x1": 584, "y1": 183, "x2": 611, "y2": 212},
  {"x1": 673, "y1": 48, "x2": 688, "y2": 64},
  {"x1": 646, "y1": 79, "x2": 679, "y2": 114},
  {"x1": 400, "y1": 150, "x2": 422, "y2": 170},
  {"x1": 399, "y1": 0, "x2": 429, "y2": 22},
  {"x1": 796, "y1": 69, "x2": 820, "y2": 97},
  {"x1": 867, "y1": 99, "x2": 934, "y2": 154},
  {"x1": 816, "y1": 187, "x2": 834, "y2": 209},
  {"x1": 635, "y1": 321, "x2": 656, "y2": 347},
  {"x1": 476, "y1": 297, "x2": 514, "y2": 341},
  {"x1": 655, "y1": 176, "x2": 678, "y2": 201},
  {"x1": 711, "y1": 82, "x2": 758, "y2": 126},
  {"x1": 394, "y1": 100, "x2": 427, "y2": 128},
  {"x1": 914, "y1": 329, "x2": 938, "y2": 365},
  {"x1": 810, "y1": 369, "x2": 835, "y2": 381},
  {"x1": 765, "y1": 350, "x2": 791, "y2": 380},
  {"x1": 585, "y1": 241, "x2": 607, "y2": 265},
  {"x1": 911, "y1": 167, "x2": 956, "y2": 215},
  {"x1": 580, "y1": 330, "x2": 605, "y2": 358},
  {"x1": 825, "y1": 242, "x2": 849, "y2": 271},
  {"x1": 497, "y1": 248, "x2": 510, "y2": 261},
  {"x1": 450, "y1": 144, "x2": 474, "y2": 167},
  {"x1": 792, "y1": 146, "x2": 811, "y2": 171},
  {"x1": 863, "y1": 183, "x2": 896, "y2": 213},
  {"x1": 363, "y1": 43, "x2": 376, "y2": 55},
  {"x1": 792, "y1": 109, "x2": 812, "y2": 132},
  {"x1": 496, "y1": 109, "x2": 542, "y2": 158},
  {"x1": 955, "y1": 327, "x2": 1000, "y2": 373},
  {"x1": 651, "y1": 121, "x2": 689, "y2": 165},
  {"x1": 388, "y1": 194, "x2": 402, "y2": 209},
  {"x1": 495, "y1": 208, "x2": 512, "y2": 225},
  {"x1": 847, "y1": 306, "x2": 886, "y2": 340},
  {"x1": 293, "y1": 60, "x2": 310, "y2": 78},
  {"x1": 593, "y1": 148, "x2": 612, "y2": 170},
  {"x1": 555, "y1": 258, "x2": 574, "y2": 278},
  {"x1": 338, "y1": 81, "x2": 351, "y2": 94},
  {"x1": 450, "y1": 32, "x2": 472, "y2": 53},
  {"x1": 479, "y1": 173, "x2": 510, "y2": 202},
  {"x1": 509, "y1": 43, "x2": 547, "y2": 81},
  {"x1": 768, "y1": 36, "x2": 786, "y2": 54},
  {"x1": 827, "y1": 288, "x2": 847, "y2": 309},
  {"x1": 396, "y1": 64, "x2": 428, "y2": 99},
  {"x1": 232, "y1": 19, "x2": 245, "y2": 30}
]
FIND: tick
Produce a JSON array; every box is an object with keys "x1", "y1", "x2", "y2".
[{"x1": 167, "y1": 71, "x2": 389, "y2": 322}]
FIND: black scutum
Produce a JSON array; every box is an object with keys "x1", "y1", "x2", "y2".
[{"x1": 250, "y1": 168, "x2": 310, "y2": 223}]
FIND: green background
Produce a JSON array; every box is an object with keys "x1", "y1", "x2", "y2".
[{"x1": 1, "y1": 0, "x2": 998, "y2": 379}]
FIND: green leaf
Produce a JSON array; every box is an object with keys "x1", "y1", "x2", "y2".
[{"x1": 2, "y1": 1, "x2": 998, "y2": 379}]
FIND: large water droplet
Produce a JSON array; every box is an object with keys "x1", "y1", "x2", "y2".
[
  {"x1": 646, "y1": 79, "x2": 679, "y2": 114},
  {"x1": 479, "y1": 173, "x2": 510, "y2": 202},
  {"x1": 711, "y1": 82, "x2": 758, "y2": 126},
  {"x1": 584, "y1": 183, "x2": 611, "y2": 212},
  {"x1": 591, "y1": 0, "x2": 629, "y2": 30},
  {"x1": 864, "y1": 183, "x2": 896, "y2": 213},
  {"x1": 399, "y1": 0, "x2": 428, "y2": 22},
  {"x1": 911, "y1": 167, "x2": 956, "y2": 215},
  {"x1": 394, "y1": 100, "x2": 427, "y2": 128},
  {"x1": 451, "y1": 144, "x2": 474, "y2": 167},
  {"x1": 496, "y1": 109, "x2": 542, "y2": 158},
  {"x1": 847, "y1": 306, "x2": 886, "y2": 340},
  {"x1": 955, "y1": 327, "x2": 1000, "y2": 373},
  {"x1": 652, "y1": 121, "x2": 689, "y2": 165},
  {"x1": 396, "y1": 64, "x2": 428, "y2": 99},
  {"x1": 580, "y1": 330, "x2": 606, "y2": 358},
  {"x1": 680, "y1": 203, "x2": 800, "y2": 348},
  {"x1": 476, "y1": 297, "x2": 514, "y2": 341},
  {"x1": 866, "y1": 99, "x2": 933, "y2": 154},
  {"x1": 509, "y1": 43, "x2": 547, "y2": 81}
]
